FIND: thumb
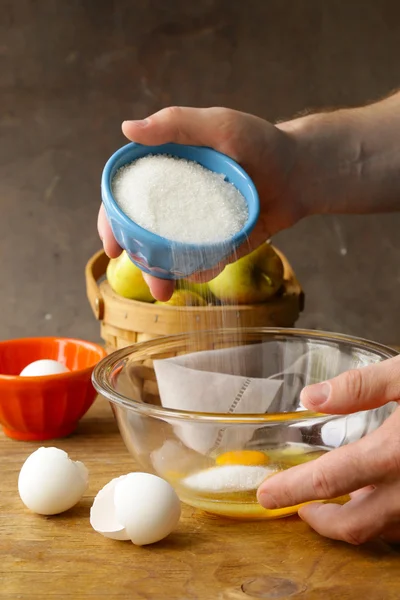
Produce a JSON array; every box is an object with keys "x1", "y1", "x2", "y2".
[
  {"x1": 121, "y1": 106, "x2": 267, "y2": 160},
  {"x1": 300, "y1": 355, "x2": 400, "y2": 414}
]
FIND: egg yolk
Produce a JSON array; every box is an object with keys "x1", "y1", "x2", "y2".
[{"x1": 215, "y1": 450, "x2": 269, "y2": 467}]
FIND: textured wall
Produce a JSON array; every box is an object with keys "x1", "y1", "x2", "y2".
[{"x1": 1, "y1": 0, "x2": 399, "y2": 344}]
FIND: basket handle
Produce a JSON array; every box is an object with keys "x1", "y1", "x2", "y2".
[{"x1": 85, "y1": 249, "x2": 109, "y2": 320}]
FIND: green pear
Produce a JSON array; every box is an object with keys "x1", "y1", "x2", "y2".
[
  {"x1": 208, "y1": 243, "x2": 284, "y2": 304},
  {"x1": 106, "y1": 251, "x2": 155, "y2": 302},
  {"x1": 155, "y1": 290, "x2": 207, "y2": 307}
]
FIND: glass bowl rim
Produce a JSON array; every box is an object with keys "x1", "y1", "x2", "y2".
[{"x1": 92, "y1": 327, "x2": 398, "y2": 424}]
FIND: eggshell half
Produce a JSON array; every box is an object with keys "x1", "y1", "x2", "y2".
[
  {"x1": 114, "y1": 473, "x2": 181, "y2": 546},
  {"x1": 18, "y1": 447, "x2": 88, "y2": 515},
  {"x1": 90, "y1": 476, "x2": 130, "y2": 541}
]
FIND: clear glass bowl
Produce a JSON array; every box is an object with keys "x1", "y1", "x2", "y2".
[{"x1": 92, "y1": 328, "x2": 397, "y2": 520}]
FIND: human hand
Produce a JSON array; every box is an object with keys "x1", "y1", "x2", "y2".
[
  {"x1": 98, "y1": 106, "x2": 304, "y2": 301},
  {"x1": 257, "y1": 354, "x2": 400, "y2": 545}
]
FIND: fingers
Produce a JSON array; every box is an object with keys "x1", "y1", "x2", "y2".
[
  {"x1": 300, "y1": 355, "x2": 400, "y2": 414},
  {"x1": 142, "y1": 273, "x2": 175, "y2": 302},
  {"x1": 257, "y1": 434, "x2": 389, "y2": 510},
  {"x1": 97, "y1": 206, "x2": 174, "y2": 301},
  {"x1": 98, "y1": 204, "x2": 122, "y2": 259},
  {"x1": 298, "y1": 485, "x2": 394, "y2": 545},
  {"x1": 349, "y1": 485, "x2": 376, "y2": 499},
  {"x1": 258, "y1": 406, "x2": 400, "y2": 511},
  {"x1": 122, "y1": 107, "x2": 248, "y2": 156}
]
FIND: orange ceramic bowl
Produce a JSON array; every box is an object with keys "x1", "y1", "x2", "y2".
[{"x1": 0, "y1": 337, "x2": 107, "y2": 441}]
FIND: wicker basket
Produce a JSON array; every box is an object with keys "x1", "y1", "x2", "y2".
[{"x1": 85, "y1": 248, "x2": 304, "y2": 354}]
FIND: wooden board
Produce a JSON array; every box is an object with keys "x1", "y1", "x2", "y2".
[{"x1": 1, "y1": 396, "x2": 399, "y2": 600}]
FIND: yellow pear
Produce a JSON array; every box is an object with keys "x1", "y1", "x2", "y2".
[
  {"x1": 106, "y1": 251, "x2": 155, "y2": 302},
  {"x1": 208, "y1": 243, "x2": 284, "y2": 304},
  {"x1": 155, "y1": 290, "x2": 207, "y2": 307},
  {"x1": 176, "y1": 279, "x2": 214, "y2": 302}
]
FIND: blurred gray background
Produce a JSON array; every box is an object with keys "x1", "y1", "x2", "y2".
[{"x1": 1, "y1": 0, "x2": 399, "y2": 345}]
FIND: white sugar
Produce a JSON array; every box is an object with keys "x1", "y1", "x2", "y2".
[
  {"x1": 112, "y1": 155, "x2": 249, "y2": 244},
  {"x1": 182, "y1": 465, "x2": 275, "y2": 493}
]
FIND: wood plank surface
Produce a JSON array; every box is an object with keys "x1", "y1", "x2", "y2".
[{"x1": 1, "y1": 395, "x2": 399, "y2": 600}]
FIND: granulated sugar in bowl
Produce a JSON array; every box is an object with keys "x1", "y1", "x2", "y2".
[
  {"x1": 101, "y1": 142, "x2": 259, "y2": 279},
  {"x1": 112, "y1": 155, "x2": 249, "y2": 245}
]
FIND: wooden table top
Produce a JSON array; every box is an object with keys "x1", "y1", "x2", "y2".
[{"x1": 1, "y1": 395, "x2": 399, "y2": 600}]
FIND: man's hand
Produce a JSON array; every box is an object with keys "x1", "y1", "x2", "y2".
[
  {"x1": 257, "y1": 355, "x2": 400, "y2": 545},
  {"x1": 98, "y1": 106, "x2": 301, "y2": 300},
  {"x1": 99, "y1": 94, "x2": 400, "y2": 300}
]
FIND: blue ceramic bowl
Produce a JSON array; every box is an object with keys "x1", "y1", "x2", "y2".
[{"x1": 101, "y1": 142, "x2": 260, "y2": 280}]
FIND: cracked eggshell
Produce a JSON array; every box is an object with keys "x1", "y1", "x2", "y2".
[
  {"x1": 114, "y1": 473, "x2": 181, "y2": 546},
  {"x1": 90, "y1": 476, "x2": 130, "y2": 541},
  {"x1": 18, "y1": 447, "x2": 88, "y2": 515}
]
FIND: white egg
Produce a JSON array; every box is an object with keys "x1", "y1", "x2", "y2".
[
  {"x1": 20, "y1": 359, "x2": 69, "y2": 377},
  {"x1": 90, "y1": 472, "x2": 181, "y2": 546},
  {"x1": 18, "y1": 447, "x2": 88, "y2": 515}
]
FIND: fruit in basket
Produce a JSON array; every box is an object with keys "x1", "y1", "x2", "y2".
[
  {"x1": 107, "y1": 252, "x2": 155, "y2": 302},
  {"x1": 155, "y1": 290, "x2": 207, "y2": 307},
  {"x1": 208, "y1": 243, "x2": 284, "y2": 304},
  {"x1": 176, "y1": 279, "x2": 212, "y2": 301}
]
